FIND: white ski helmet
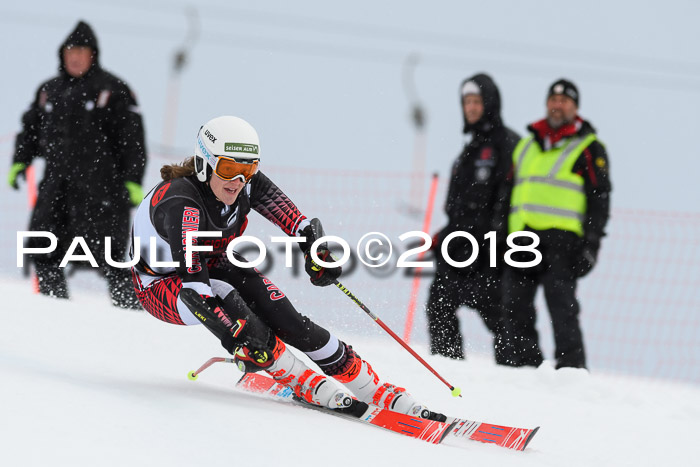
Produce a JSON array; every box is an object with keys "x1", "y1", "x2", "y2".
[{"x1": 193, "y1": 116, "x2": 261, "y2": 182}]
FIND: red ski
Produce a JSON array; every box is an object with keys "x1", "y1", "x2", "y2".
[{"x1": 236, "y1": 372, "x2": 539, "y2": 451}]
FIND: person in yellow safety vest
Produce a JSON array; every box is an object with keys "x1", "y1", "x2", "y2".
[{"x1": 500, "y1": 79, "x2": 611, "y2": 369}]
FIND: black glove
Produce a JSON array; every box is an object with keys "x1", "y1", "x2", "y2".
[
  {"x1": 299, "y1": 218, "x2": 342, "y2": 287},
  {"x1": 305, "y1": 248, "x2": 342, "y2": 286},
  {"x1": 573, "y1": 242, "x2": 599, "y2": 278},
  {"x1": 180, "y1": 288, "x2": 276, "y2": 371}
]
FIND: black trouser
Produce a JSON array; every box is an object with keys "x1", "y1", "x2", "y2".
[
  {"x1": 501, "y1": 229, "x2": 586, "y2": 369},
  {"x1": 209, "y1": 261, "x2": 331, "y2": 352},
  {"x1": 196, "y1": 256, "x2": 344, "y2": 370},
  {"x1": 425, "y1": 265, "x2": 506, "y2": 362},
  {"x1": 27, "y1": 183, "x2": 138, "y2": 308}
]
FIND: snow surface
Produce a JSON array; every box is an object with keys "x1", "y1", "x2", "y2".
[{"x1": 1, "y1": 277, "x2": 699, "y2": 467}]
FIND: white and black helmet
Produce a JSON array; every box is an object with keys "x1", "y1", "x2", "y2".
[{"x1": 193, "y1": 116, "x2": 261, "y2": 182}]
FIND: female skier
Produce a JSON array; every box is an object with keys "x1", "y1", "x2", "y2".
[{"x1": 130, "y1": 115, "x2": 434, "y2": 417}]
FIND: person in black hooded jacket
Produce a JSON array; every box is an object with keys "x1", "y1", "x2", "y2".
[
  {"x1": 8, "y1": 20, "x2": 147, "y2": 308},
  {"x1": 425, "y1": 73, "x2": 519, "y2": 362}
]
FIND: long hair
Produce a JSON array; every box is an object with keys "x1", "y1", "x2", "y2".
[{"x1": 161, "y1": 156, "x2": 195, "y2": 181}]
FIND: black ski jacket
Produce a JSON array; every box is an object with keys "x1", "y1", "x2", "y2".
[
  {"x1": 438, "y1": 74, "x2": 519, "y2": 271},
  {"x1": 13, "y1": 21, "x2": 146, "y2": 229}
]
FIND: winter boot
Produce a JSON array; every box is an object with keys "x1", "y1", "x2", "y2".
[
  {"x1": 34, "y1": 260, "x2": 69, "y2": 299},
  {"x1": 244, "y1": 337, "x2": 352, "y2": 410},
  {"x1": 105, "y1": 267, "x2": 142, "y2": 309},
  {"x1": 326, "y1": 344, "x2": 433, "y2": 418}
]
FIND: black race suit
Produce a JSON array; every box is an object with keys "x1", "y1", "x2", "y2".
[{"x1": 130, "y1": 172, "x2": 345, "y2": 370}]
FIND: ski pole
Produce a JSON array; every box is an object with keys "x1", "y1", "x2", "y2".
[
  {"x1": 333, "y1": 280, "x2": 462, "y2": 397},
  {"x1": 187, "y1": 357, "x2": 235, "y2": 380}
]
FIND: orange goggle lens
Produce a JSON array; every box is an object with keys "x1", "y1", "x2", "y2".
[{"x1": 214, "y1": 156, "x2": 259, "y2": 182}]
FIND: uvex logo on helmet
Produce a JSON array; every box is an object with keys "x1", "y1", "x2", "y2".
[{"x1": 204, "y1": 129, "x2": 217, "y2": 143}]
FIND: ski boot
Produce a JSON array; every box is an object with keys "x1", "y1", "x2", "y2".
[
  {"x1": 237, "y1": 336, "x2": 355, "y2": 410},
  {"x1": 327, "y1": 344, "x2": 446, "y2": 421}
]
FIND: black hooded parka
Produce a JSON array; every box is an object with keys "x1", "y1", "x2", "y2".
[
  {"x1": 425, "y1": 73, "x2": 519, "y2": 361},
  {"x1": 12, "y1": 21, "x2": 146, "y2": 306},
  {"x1": 441, "y1": 73, "x2": 520, "y2": 251}
]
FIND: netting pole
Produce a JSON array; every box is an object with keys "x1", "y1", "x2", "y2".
[{"x1": 403, "y1": 173, "x2": 439, "y2": 343}]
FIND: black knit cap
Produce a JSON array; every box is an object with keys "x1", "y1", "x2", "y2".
[{"x1": 547, "y1": 78, "x2": 579, "y2": 107}]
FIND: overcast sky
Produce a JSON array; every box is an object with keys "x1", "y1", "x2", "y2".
[{"x1": 2, "y1": 0, "x2": 699, "y2": 211}]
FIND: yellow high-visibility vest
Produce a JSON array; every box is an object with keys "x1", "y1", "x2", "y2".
[{"x1": 509, "y1": 133, "x2": 597, "y2": 237}]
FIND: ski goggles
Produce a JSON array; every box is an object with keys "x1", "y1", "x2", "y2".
[{"x1": 213, "y1": 156, "x2": 259, "y2": 182}]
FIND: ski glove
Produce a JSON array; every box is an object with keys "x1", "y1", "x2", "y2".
[
  {"x1": 125, "y1": 181, "x2": 144, "y2": 206},
  {"x1": 305, "y1": 249, "x2": 342, "y2": 287},
  {"x1": 299, "y1": 218, "x2": 342, "y2": 287},
  {"x1": 8, "y1": 162, "x2": 27, "y2": 190},
  {"x1": 574, "y1": 243, "x2": 598, "y2": 278}
]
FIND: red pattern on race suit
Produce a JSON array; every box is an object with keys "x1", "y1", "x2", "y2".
[
  {"x1": 131, "y1": 270, "x2": 185, "y2": 325},
  {"x1": 251, "y1": 175, "x2": 306, "y2": 236}
]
